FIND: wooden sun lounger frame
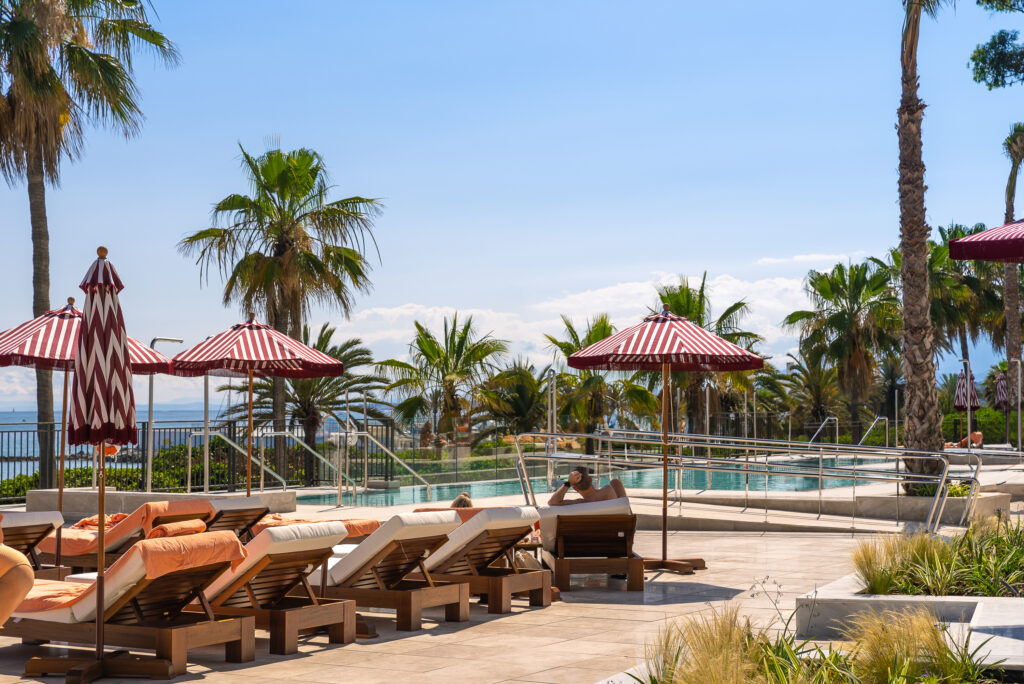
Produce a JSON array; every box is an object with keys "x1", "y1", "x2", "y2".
[
  {"x1": 36, "y1": 511, "x2": 211, "y2": 572},
  {"x1": 548, "y1": 514, "x2": 647, "y2": 592},
  {"x1": 423, "y1": 523, "x2": 551, "y2": 614},
  {"x1": 196, "y1": 546, "x2": 355, "y2": 654},
  {"x1": 2, "y1": 559, "x2": 256, "y2": 678},
  {"x1": 315, "y1": 533, "x2": 469, "y2": 631},
  {"x1": 2, "y1": 519, "x2": 58, "y2": 571},
  {"x1": 204, "y1": 505, "x2": 269, "y2": 541}
]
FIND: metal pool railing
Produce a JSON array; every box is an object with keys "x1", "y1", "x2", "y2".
[{"x1": 513, "y1": 430, "x2": 970, "y2": 534}]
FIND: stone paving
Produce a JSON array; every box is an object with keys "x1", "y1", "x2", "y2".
[{"x1": 0, "y1": 528, "x2": 863, "y2": 684}]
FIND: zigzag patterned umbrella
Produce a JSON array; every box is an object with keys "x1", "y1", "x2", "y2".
[
  {"x1": 568, "y1": 304, "x2": 763, "y2": 571},
  {"x1": 68, "y1": 247, "x2": 137, "y2": 664},
  {"x1": 953, "y1": 371, "x2": 980, "y2": 412},
  {"x1": 997, "y1": 372, "x2": 1009, "y2": 411}
]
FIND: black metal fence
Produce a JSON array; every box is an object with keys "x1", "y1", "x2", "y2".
[{"x1": 0, "y1": 416, "x2": 396, "y2": 503}]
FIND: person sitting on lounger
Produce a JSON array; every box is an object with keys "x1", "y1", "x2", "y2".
[
  {"x1": 944, "y1": 431, "x2": 983, "y2": 449},
  {"x1": 547, "y1": 466, "x2": 627, "y2": 506},
  {"x1": 451, "y1": 492, "x2": 473, "y2": 508}
]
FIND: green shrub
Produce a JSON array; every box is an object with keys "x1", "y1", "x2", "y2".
[{"x1": 942, "y1": 408, "x2": 1017, "y2": 444}]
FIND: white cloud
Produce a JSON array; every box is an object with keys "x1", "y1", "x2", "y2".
[{"x1": 757, "y1": 252, "x2": 866, "y2": 265}]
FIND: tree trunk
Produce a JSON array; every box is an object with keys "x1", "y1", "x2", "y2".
[
  {"x1": 959, "y1": 325, "x2": 970, "y2": 364},
  {"x1": 302, "y1": 416, "x2": 318, "y2": 487},
  {"x1": 849, "y1": 400, "x2": 862, "y2": 444},
  {"x1": 1005, "y1": 169, "x2": 1021, "y2": 449},
  {"x1": 28, "y1": 148, "x2": 54, "y2": 489},
  {"x1": 897, "y1": 4, "x2": 943, "y2": 477}
]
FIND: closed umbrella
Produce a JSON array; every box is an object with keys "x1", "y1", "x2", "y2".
[
  {"x1": 953, "y1": 370, "x2": 980, "y2": 445},
  {"x1": 568, "y1": 303, "x2": 764, "y2": 571},
  {"x1": 0, "y1": 298, "x2": 172, "y2": 564},
  {"x1": 996, "y1": 372, "x2": 1010, "y2": 443},
  {"x1": 172, "y1": 314, "x2": 344, "y2": 495},
  {"x1": 27, "y1": 247, "x2": 166, "y2": 680}
]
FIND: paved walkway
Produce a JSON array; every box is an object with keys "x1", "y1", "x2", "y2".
[{"x1": 0, "y1": 530, "x2": 863, "y2": 684}]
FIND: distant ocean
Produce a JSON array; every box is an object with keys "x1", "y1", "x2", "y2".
[{"x1": 0, "y1": 408, "x2": 222, "y2": 429}]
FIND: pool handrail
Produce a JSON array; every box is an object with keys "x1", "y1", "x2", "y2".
[{"x1": 514, "y1": 430, "x2": 953, "y2": 533}]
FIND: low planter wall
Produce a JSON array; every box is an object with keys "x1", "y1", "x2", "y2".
[{"x1": 26, "y1": 488, "x2": 296, "y2": 519}]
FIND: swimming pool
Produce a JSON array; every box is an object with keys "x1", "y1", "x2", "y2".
[{"x1": 296, "y1": 456, "x2": 884, "y2": 507}]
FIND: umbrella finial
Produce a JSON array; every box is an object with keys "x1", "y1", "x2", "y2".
[
  {"x1": 97, "y1": 246, "x2": 108, "y2": 259},
  {"x1": 67, "y1": 297, "x2": 74, "y2": 306},
  {"x1": 662, "y1": 302, "x2": 670, "y2": 313},
  {"x1": 247, "y1": 311, "x2": 255, "y2": 322}
]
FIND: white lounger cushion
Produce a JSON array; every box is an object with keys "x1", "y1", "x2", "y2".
[
  {"x1": 425, "y1": 507, "x2": 539, "y2": 571},
  {"x1": 203, "y1": 521, "x2": 348, "y2": 599},
  {"x1": 310, "y1": 511, "x2": 460, "y2": 587},
  {"x1": 11, "y1": 549, "x2": 147, "y2": 624},
  {"x1": 1, "y1": 511, "x2": 64, "y2": 530},
  {"x1": 537, "y1": 497, "x2": 632, "y2": 552},
  {"x1": 210, "y1": 495, "x2": 267, "y2": 511}
]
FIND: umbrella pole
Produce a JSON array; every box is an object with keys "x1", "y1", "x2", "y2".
[
  {"x1": 95, "y1": 444, "x2": 105, "y2": 658},
  {"x1": 56, "y1": 371, "x2": 68, "y2": 568},
  {"x1": 662, "y1": 363, "x2": 669, "y2": 564},
  {"x1": 247, "y1": 370, "x2": 253, "y2": 497}
]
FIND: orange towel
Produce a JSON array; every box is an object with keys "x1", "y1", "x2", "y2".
[
  {"x1": 17, "y1": 531, "x2": 247, "y2": 613},
  {"x1": 72, "y1": 512, "x2": 129, "y2": 530},
  {"x1": 250, "y1": 514, "x2": 381, "y2": 538},
  {"x1": 147, "y1": 519, "x2": 207, "y2": 539}
]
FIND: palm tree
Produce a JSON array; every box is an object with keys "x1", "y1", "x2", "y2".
[
  {"x1": 0, "y1": 0, "x2": 176, "y2": 486},
  {"x1": 784, "y1": 262, "x2": 899, "y2": 442},
  {"x1": 655, "y1": 274, "x2": 762, "y2": 435},
  {"x1": 474, "y1": 361, "x2": 549, "y2": 441},
  {"x1": 545, "y1": 315, "x2": 659, "y2": 450},
  {"x1": 897, "y1": 0, "x2": 947, "y2": 460},
  {"x1": 379, "y1": 314, "x2": 508, "y2": 449},
  {"x1": 180, "y1": 145, "x2": 381, "y2": 473},
  {"x1": 1002, "y1": 124, "x2": 1024, "y2": 425},
  {"x1": 223, "y1": 324, "x2": 386, "y2": 486},
  {"x1": 781, "y1": 348, "x2": 840, "y2": 431}
]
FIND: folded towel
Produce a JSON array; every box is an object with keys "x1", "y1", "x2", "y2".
[
  {"x1": 250, "y1": 514, "x2": 380, "y2": 538},
  {"x1": 147, "y1": 519, "x2": 207, "y2": 539}
]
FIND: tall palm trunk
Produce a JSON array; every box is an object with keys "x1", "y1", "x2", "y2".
[
  {"x1": 1005, "y1": 160, "x2": 1022, "y2": 447},
  {"x1": 27, "y1": 148, "x2": 53, "y2": 489},
  {"x1": 897, "y1": 3, "x2": 943, "y2": 472}
]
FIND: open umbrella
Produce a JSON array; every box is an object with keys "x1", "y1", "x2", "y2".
[
  {"x1": 26, "y1": 247, "x2": 165, "y2": 681},
  {"x1": 0, "y1": 298, "x2": 172, "y2": 565},
  {"x1": 172, "y1": 314, "x2": 344, "y2": 495},
  {"x1": 568, "y1": 303, "x2": 764, "y2": 571}
]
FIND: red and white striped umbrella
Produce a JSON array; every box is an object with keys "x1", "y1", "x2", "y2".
[
  {"x1": 568, "y1": 305, "x2": 764, "y2": 372},
  {"x1": 996, "y1": 372, "x2": 1009, "y2": 411},
  {"x1": 67, "y1": 247, "x2": 137, "y2": 664},
  {"x1": 171, "y1": 315, "x2": 343, "y2": 378},
  {"x1": 567, "y1": 304, "x2": 763, "y2": 571},
  {"x1": 0, "y1": 298, "x2": 172, "y2": 374},
  {"x1": 69, "y1": 250, "x2": 137, "y2": 446},
  {"x1": 172, "y1": 315, "x2": 344, "y2": 496},
  {"x1": 949, "y1": 220, "x2": 1024, "y2": 263},
  {"x1": 953, "y1": 371, "x2": 980, "y2": 412}
]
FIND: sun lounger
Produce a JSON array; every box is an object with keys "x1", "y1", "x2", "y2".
[
  {"x1": 36, "y1": 500, "x2": 214, "y2": 571},
  {"x1": 197, "y1": 521, "x2": 356, "y2": 654},
  {"x1": 2, "y1": 531, "x2": 255, "y2": 677},
  {"x1": 308, "y1": 511, "x2": 469, "y2": 631},
  {"x1": 421, "y1": 507, "x2": 550, "y2": 614},
  {"x1": 205, "y1": 497, "x2": 269, "y2": 540},
  {"x1": 250, "y1": 514, "x2": 381, "y2": 541},
  {"x1": 0, "y1": 512, "x2": 64, "y2": 571},
  {"x1": 538, "y1": 498, "x2": 645, "y2": 592}
]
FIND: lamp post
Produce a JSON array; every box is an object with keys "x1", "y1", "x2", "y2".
[
  {"x1": 146, "y1": 336, "x2": 183, "y2": 492},
  {"x1": 1013, "y1": 359, "x2": 1023, "y2": 454}
]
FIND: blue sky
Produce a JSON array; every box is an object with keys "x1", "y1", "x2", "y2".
[{"x1": 2, "y1": 1, "x2": 1023, "y2": 407}]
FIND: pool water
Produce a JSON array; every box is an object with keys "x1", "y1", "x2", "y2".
[{"x1": 296, "y1": 456, "x2": 883, "y2": 508}]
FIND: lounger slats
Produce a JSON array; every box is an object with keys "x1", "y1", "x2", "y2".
[
  {"x1": 555, "y1": 515, "x2": 636, "y2": 558},
  {"x1": 107, "y1": 561, "x2": 232, "y2": 625},
  {"x1": 1, "y1": 522, "x2": 54, "y2": 569},
  {"x1": 205, "y1": 507, "x2": 269, "y2": 540},
  {"x1": 437, "y1": 526, "x2": 532, "y2": 575},
  {"x1": 216, "y1": 550, "x2": 326, "y2": 609},
  {"x1": 344, "y1": 535, "x2": 447, "y2": 590}
]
